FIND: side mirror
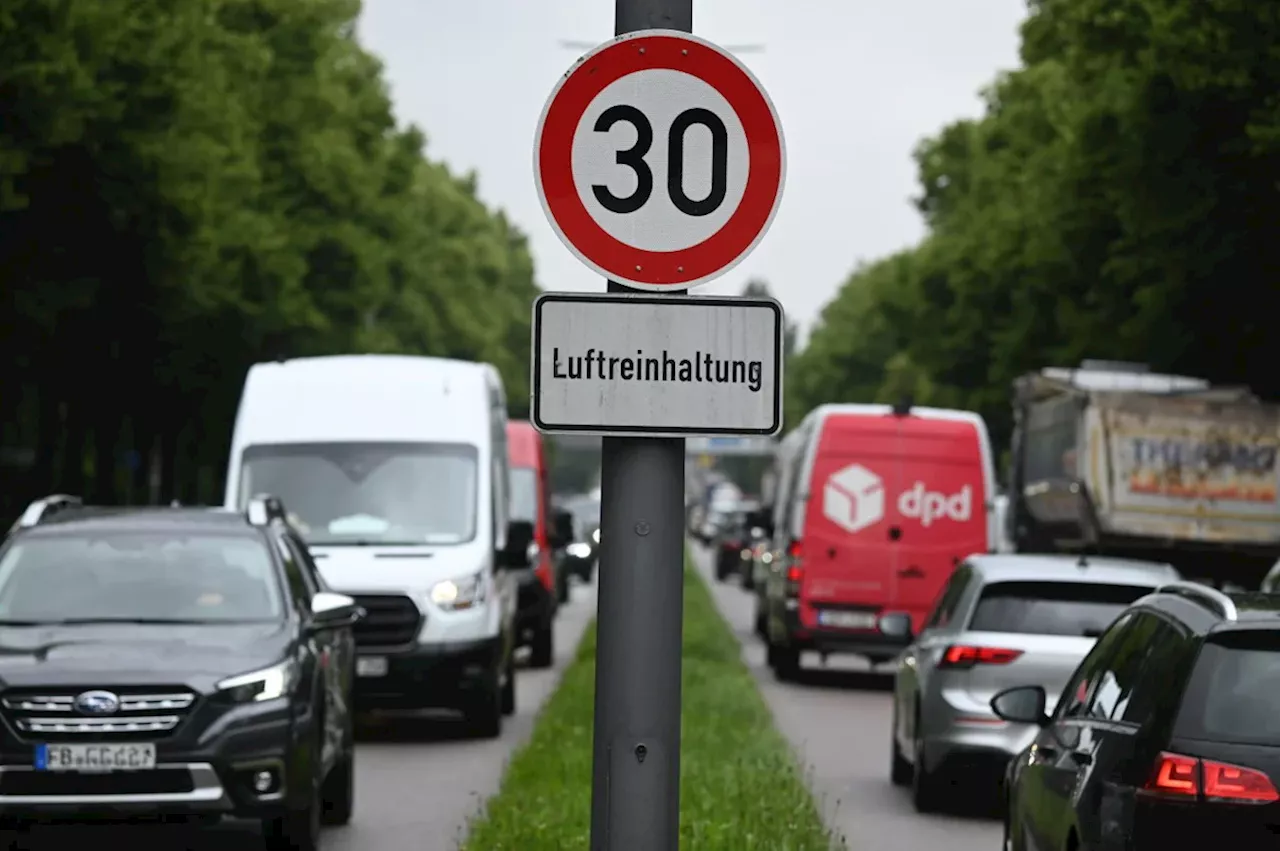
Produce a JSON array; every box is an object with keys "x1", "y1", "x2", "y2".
[
  {"x1": 549, "y1": 509, "x2": 575, "y2": 549},
  {"x1": 877, "y1": 612, "x2": 913, "y2": 640},
  {"x1": 499, "y1": 520, "x2": 536, "y2": 570},
  {"x1": 309, "y1": 592, "x2": 363, "y2": 633},
  {"x1": 990, "y1": 685, "x2": 1049, "y2": 726}
]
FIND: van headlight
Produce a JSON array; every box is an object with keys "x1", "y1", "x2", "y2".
[
  {"x1": 592, "y1": 528, "x2": 600, "y2": 544},
  {"x1": 216, "y1": 660, "x2": 297, "y2": 704},
  {"x1": 429, "y1": 572, "x2": 487, "y2": 611}
]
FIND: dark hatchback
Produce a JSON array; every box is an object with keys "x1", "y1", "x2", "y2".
[
  {"x1": 0, "y1": 495, "x2": 361, "y2": 851},
  {"x1": 993, "y1": 581, "x2": 1280, "y2": 851}
]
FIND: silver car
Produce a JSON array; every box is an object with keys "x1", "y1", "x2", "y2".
[{"x1": 884, "y1": 553, "x2": 1179, "y2": 813}]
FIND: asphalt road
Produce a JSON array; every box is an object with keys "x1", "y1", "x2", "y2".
[
  {"x1": 5, "y1": 578, "x2": 598, "y2": 851},
  {"x1": 690, "y1": 544, "x2": 1000, "y2": 851}
]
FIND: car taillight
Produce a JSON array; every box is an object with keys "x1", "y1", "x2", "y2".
[
  {"x1": 1143, "y1": 751, "x2": 1279, "y2": 804},
  {"x1": 785, "y1": 541, "x2": 803, "y2": 593},
  {"x1": 937, "y1": 645, "x2": 1023, "y2": 669},
  {"x1": 786, "y1": 565, "x2": 803, "y2": 582}
]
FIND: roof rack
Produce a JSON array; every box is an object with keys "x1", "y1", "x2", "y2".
[
  {"x1": 245, "y1": 494, "x2": 288, "y2": 527},
  {"x1": 1154, "y1": 581, "x2": 1238, "y2": 621},
  {"x1": 13, "y1": 495, "x2": 83, "y2": 530}
]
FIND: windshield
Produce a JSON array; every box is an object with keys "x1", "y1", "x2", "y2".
[
  {"x1": 1177, "y1": 632, "x2": 1280, "y2": 745},
  {"x1": 239, "y1": 442, "x2": 479, "y2": 546},
  {"x1": 510, "y1": 467, "x2": 539, "y2": 524},
  {"x1": 967, "y1": 581, "x2": 1152, "y2": 637},
  {"x1": 0, "y1": 533, "x2": 283, "y2": 623}
]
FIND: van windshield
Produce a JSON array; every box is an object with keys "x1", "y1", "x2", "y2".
[{"x1": 239, "y1": 442, "x2": 479, "y2": 546}]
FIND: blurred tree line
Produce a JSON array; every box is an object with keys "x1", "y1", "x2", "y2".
[
  {"x1": 787, "y1": 0, "x2": 1280, "y2": 451},
  {"x1": 0, "y1": 0, "x2": 538, "y2": 518}
]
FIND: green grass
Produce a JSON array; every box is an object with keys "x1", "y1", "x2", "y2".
[{"x1": 462, "y1": 555, "x2": 838, "y2": 850}]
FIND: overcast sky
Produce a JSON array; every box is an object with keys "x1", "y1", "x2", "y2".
[{"x1": 356, "y1": 1, "x2": 1029, "y2": 332}]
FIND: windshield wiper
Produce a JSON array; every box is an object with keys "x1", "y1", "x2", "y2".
[
  {"x1": 37, "y1": 618, "x2": 230, "y2": 626},
  {"x1": 314, "y1": 540, "x2": 435, "y2": 547}
]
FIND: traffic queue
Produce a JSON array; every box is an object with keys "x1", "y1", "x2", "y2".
[
  {"x1": 697, "y1": 360, "x2": 1280, "y2": 849},
  {"x1": 0, "y1": 354, "x2": 599, "y2": 850}
]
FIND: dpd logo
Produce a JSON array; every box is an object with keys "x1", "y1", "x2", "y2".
[
  {"x1": 822, "y1": 464, "x2": 885, "y2": 534},
  {"x1": 898, "y1": 482, "x2": 972, "y2": 527}
]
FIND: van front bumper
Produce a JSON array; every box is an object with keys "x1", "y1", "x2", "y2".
[
  {"x1": 353, "y1": 637, "x2": 502, "y2": 711},
  {"x1": 774, "y1": 605, "x2": 909, "y2": 658}
]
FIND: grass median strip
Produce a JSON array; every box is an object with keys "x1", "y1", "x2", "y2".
[{"x1": 462, "y1": 554, "x2": 837, "y2": 850}]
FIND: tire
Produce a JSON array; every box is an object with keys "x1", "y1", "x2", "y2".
[
  {"x1": 772, "y1": 646, "x2": 799, "y2": 682},
  {"x1": 264, "y1": 755, "x2": 322, "y2": 851},
  {"x1": 320, "y1": 701, "x2": 355, "y2": 826},
  {"x1": 715, "y1": 555, "x2": 732, "y2": 581},
  {"x1": 890, "y1": 703, "x2": 912, "y2": 786},
  {"x1": 529, "y1": 624, "x2": 554, "y2": 669},
  {"x1": 911, "y1": 721, "x2": 945, "y2": 813},
  {"x1": 741, "y1": 568, "x2": 755, "y2": 591},
  {"x1": 501, "y1": 651, "x2": 516, "y2": 716},
  {"x1": 557, "y1": 571, "x2": 570, "y2": 604},
  {"x1": 753, "y1": 599, "x2": 767, "y2": 639},
  {"x1": 320, "y1": 750, "x2": 355, "y2": 826},
  {"x1": 467, "y1": 670, "x2": 503, "y2": 740}
]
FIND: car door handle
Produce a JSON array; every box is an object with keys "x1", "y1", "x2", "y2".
[{"x1": 1070, "y1": 751, "x2": 1092, "y2": 767}]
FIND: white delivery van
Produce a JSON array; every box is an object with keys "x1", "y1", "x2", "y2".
[{"x1": 223, "y1": 355, "x2": 527, "y2": 737}]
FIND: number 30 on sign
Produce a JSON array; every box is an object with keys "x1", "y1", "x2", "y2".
[{"x1": 534, "y1": 30, "x2": 786, "y2": 291}]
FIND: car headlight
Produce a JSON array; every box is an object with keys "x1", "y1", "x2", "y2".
[
  {"x1": 592, "y1": 528, "x2": 600, "y2": 544},
  {"x1": 567, "y1": 542, "x2": 591, "y2": 559},
  {"x1": 216, "y1": 660, "x2": 297, "y2": 703},
  {"x1": 430, "y1": 572, "x2": 487, "y2": 611}
]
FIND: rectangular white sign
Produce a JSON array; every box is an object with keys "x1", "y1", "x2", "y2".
[{"x1": 531, "y1": 292, "x2": 783, "y2": 437}]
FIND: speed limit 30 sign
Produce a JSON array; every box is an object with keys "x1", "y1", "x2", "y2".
[{"x1": 534, "y1": 30, "x2": 786, "y2": 291}]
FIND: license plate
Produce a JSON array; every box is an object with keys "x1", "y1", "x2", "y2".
[
  {"x1": 356, "y1": 656, "x2": 389, "y2": 677},
  {"x1": 36, "y1": 743, "x2": 156, "y2": 772},
  {"x1": 818, "y1": 610, "x2": 877, "y2": 629}
]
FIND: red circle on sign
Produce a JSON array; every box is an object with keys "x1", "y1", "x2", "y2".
[{"x1": 534, "y1": 31, "x2": 785, "y2": 290}]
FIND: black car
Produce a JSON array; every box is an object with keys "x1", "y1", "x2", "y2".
[
  {"x1": 993, "y1": 580, "x2": 1280, "y2": 851},
  {"x1": 0, "y1": 494, "x2": 360, "y2": 851}
]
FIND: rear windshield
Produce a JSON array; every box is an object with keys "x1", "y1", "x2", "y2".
[
  {"x1": 1176, "y1": 631, "x2": 1280, "y2": 745},
  {"x1": 967, "y1": 581, "x2": 1153, "y2": 637}
]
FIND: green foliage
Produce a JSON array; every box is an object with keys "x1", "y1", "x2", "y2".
[
  {"x1": 462, "y1": 557, "x2": 838, "y2": 851},
  {"x1": 0, "y1": 0, "x2": 538, "y2": 511},
  {"x1": 788, "y1": 0, "x2": 1280, "y2": 448}
]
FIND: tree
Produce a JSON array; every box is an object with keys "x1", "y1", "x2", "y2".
[
  {"x1": 0, "y1": 0, "x2": 539, "y2": 516},
  {"x1": 786, "y1": 0, "x2": 1280, "y2": 449}
]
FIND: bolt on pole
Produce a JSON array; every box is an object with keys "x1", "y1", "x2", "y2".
[{"x1": 588, "y1": 0, "x2": 693, "y2": 848}]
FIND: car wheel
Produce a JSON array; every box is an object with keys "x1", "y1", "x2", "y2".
[
  {"x1": 320, "y1": 748, "x2": 355, "y2": 826},
  {"x1": 741, "y1": 569, "x2": 755, "y2": 591},
  {"x1": 911, "y1": 721, "x2": 944, "y2": 813},
  {"x1": 529, "y1": 624, "x2": 554, "y2": 669},
  {"x1": 264, "y1": 749, "x2": 322, "y2": 851},
  {"x1": 890, "y1": 703, "x2": 912, "y2": 786},
  {"x1": 467, "y1": 670, "x2": 503, "y2": 739},
  {"x1": 772, "y1": 646, "x2": 799, "y2": 682},
  {"x1": 753, "y1": 603, "x2": 766, "y2": 639},
  {"x1": 557, "y1": 570, "x2": 570, "y2": 604},
  {"x1": 500, "y1": 650, "x2": 516, "y2": 716}
]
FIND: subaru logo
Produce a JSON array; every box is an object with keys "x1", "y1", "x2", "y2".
[{"x1": 73, "y1": 690, "x2": 120, "y2": 716}]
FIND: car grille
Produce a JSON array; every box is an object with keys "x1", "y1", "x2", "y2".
[
  {"x1": 351, "y1": 594, "x2": 422, "y2": 648},
  {"x1": 0, "y1": 689, "x2": 197, "y2": 741}
]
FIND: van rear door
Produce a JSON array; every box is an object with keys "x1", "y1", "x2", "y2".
[
  {"x1": 802, "y1": 415, "x2": 901, "y2": 617},
  {"x1": 892, "y1": 419, "x2": 989, "y2": 625}
]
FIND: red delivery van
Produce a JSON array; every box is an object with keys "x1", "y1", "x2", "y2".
[
  {"x1": 762, "y1": 403, "x2": 996, "y2": 679},
  {"x1": 507, "y1": 420, "x2": 560, "y2": 669}
]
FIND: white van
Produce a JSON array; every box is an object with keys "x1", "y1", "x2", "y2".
[{"x1": 223, "y1": 355, "x2": 527, "y2": 737}]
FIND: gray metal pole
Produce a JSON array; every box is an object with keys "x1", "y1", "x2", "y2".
[{"x1": 589, "y1": 1, "x2": 693, "y2": 848}]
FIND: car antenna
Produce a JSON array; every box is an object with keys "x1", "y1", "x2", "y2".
[{"x1": 891, "y1": 394, "x2": 913, "y2": 417}]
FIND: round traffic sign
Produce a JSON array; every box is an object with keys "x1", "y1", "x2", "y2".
[{"x1": 534, "y1": 30, "x2": 786, "y2": 291}]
